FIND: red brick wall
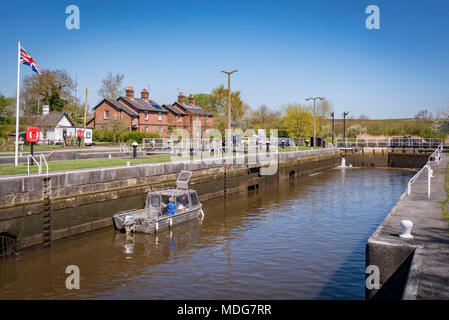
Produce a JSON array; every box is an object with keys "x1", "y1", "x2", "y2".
[{"x1": 94, "y1": 102, "x2": 132, "y2": 129}]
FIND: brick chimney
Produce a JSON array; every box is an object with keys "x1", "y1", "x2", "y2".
[
  {"x1": 188, "y1": 94, "x2": 195, "y2": 106},
  {"x1": 178, "y1": 92, "x2": 185, "y2": 104},
  {"x1": 141, "y1": 88, "x2": 149, "y2": 101},
  {"x1": 126, "y1": 86, "x2": 134, "y2": 99}
]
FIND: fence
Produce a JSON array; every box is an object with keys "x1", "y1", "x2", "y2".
[{"x1": 335, "y1": 138, "x2": 444, "y2": 148}]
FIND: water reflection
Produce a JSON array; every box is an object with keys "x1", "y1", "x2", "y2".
[{"x1": 0, "y1": 168, "x2": 413, "y2": 299}]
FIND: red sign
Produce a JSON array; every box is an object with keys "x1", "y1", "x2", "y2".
[
  {"x1": 77, "y1": 129, "x2": 83, "y2": 137},
  {"x1": 26, "y1": 127, "x2": 40, "y2": 143}
]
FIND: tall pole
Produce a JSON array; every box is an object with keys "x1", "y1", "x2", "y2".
[
  {"x1": 14, "y1": 41, "x2": 21, "y2": 166},
  {"x1": 221, "y1": 70, "x2": 238, "y2": 132},
  {"x1": 82, "y1": 88, "x2": 88, "y2": 146},
  {"x1": 343, "y1": 111, "x2": 349, "y2": 142},
  {"x1": 305, "y1": 97, "x2": 324, "y2": 148}
]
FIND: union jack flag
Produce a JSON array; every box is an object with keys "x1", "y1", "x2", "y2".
[{"x1": 19, "y1": 45, "x2": 41, "y2": 74}]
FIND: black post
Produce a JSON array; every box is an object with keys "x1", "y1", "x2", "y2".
[
  {"x1": 30, "y1": 142, "x2": 34, "y2": 166},
  {"x1": 266, "y1": 141, "x2": 270, "y2": 152},
  {"x1": 131, "y1": 142, "x2": 137, "y2": 158}
]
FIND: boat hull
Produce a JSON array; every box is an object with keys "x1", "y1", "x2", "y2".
[{"x1": 113, "y1": 205, "x2": 203, "y2": 234}]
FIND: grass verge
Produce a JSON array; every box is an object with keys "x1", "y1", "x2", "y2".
[{"x1": 0, "y1": 154, "x2": 171, "y2": 175}]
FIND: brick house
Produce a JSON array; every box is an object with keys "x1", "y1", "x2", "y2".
[
  {"x1": 90, "y1": 87, "x2": 213, "y2": 137},
  {"x1": 170, "y1": 92, "x2": 214, "y2": 135}
]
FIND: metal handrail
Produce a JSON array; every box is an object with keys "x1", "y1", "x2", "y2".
[
  {"x1": 427, "y1": 143, "x2": 443, "y2": 165},
  {"x1": 27, "y1": 154, "x2": 41, "y2": 175},
  {"x1": 407, "y1": 164, "x2": 432, "y2": 198},
  {"x1": 39, "y1": 154, "x2": 48, "y2": 176}
]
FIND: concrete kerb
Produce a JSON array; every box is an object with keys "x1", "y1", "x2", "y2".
[{"x1": 402, "y1": 245, "x2": 424, "y2": 300}]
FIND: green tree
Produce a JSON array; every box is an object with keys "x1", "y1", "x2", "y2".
[
  {"x1": 347, "y1": 124, "x2": 367, "y2": 138},
  {"x1": 21, "y1": 69, "x2": 75, "y2": 114},
  {"x1": 282, "y1": 104, "x2": 314, "y2": 138},
  {"x1": 98, "y1": 72, "x2": 124, "y2": 100},
  {"x1": 105, "y1": 119, "x2": 128, "y2": 143},
  {"x1": 0, "y1": 93, "x2": 16, "y2": 117}
]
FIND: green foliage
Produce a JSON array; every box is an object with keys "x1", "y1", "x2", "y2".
[
  {"x1": 93, "y1": 127, "x2": 160, "y2": 143},
  {"x1": 282, "y1": 104, "x2": 314, "y2": 138},
  {"x1": 0, "y1": 93, "x2": 16, "y2": 117},
  {"x1": 347, "y1": 124, "x2": 367, "y2": 138},
  {"x1": 0, "y1": 137, "x2": 14, "y2": 152}
]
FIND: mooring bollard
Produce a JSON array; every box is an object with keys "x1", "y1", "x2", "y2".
[
  {"x1": 131, "y1": 141, "x2": 138, "y2": 158},
  {"x1": 399, "y1": 220, "x2": 414, "y2": 239}
]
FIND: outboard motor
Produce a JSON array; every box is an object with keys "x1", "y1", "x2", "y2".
[{"x1": 124, "y1": 215, "x2": 135, "y2": 233}]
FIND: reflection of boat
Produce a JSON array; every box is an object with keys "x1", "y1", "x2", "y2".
[{"x1": 113, "y1": 171, "x2": 204, "y2": 234}]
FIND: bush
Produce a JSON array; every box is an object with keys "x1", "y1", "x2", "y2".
[
  {"x1": 92, "y1": 128, "x2": 160, "y2": 143},
  {"x1": 0, "y1": 137, "x2": 14, "y2": 151}
]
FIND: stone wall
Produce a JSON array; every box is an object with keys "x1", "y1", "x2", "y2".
[{"x1": 0, "y1": 149, "x2": 339, "y2": 251}]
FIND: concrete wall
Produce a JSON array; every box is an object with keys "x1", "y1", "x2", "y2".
[
  {"x1": 343, "y1": 149, "x2": 430, "y2": 168},
  {"x1": 0, "y1": 149, "x2": 339, "y2": 251}
]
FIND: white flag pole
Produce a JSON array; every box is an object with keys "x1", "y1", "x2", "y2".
[{"x1": 14, "y1": 41, "x2": 21, "y2": 166}]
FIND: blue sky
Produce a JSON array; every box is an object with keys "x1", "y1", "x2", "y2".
[{"x1": 0, "y1": 0, "x2": 448, "y2": 119}]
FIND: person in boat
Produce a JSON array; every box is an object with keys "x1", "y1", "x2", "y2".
[{"x1": 161, "y1": 197, "x2": 176, "y2": 215}]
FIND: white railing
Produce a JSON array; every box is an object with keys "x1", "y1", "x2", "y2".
[
  {"x1": 407, "y1": 164, "x2": 432, "y2": 198},
  {"x1": 40, "y1": 154, "x2": 48, "y2": 176},
  {"x1": 336, "y1": 138, "x2": 444, "y2": 148},
  {"x1": 27, "y1": 155, "x2": 41, "y2": 175},
  {"x1": 27, "y1": 154, "x2": 49, "y2": 176},
  {"x1": 427, "y1": 143, "x2": 444, "y2": 165},
  {"x1": 120, "y1": 144, "x2": 130, "y2": 153}
]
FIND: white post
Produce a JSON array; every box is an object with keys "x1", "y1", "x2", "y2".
[
  {"x1": 14, "y1": 41, "x2": 21, "y2": 167},
  {"x1": 428, "y1": 167, "x2": 431, "y2": 199}
]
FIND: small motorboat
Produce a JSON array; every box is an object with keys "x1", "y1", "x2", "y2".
[{"x1": 113, "y1": 171, "x2": 204, "y2": 234}]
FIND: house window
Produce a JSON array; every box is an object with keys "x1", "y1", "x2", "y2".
[
  {"x1": 178, "y1": 115, "x2": 181, "y2": 122},
  {"x1": 104, "y1": 110, "x2": 109, "y2": 120},
  {"x1": 145, "y1": 126, "x2": 149, "y2": 132},
  {"x1": 145, "y1": 111, "x2": 148, "y2": 120},
  {"x1": 158, "y1": 112, "x2": 162, "y2": 121},
  {"x1": 158, "y1": 127, "x2": 162, "y2": 135},
  {"x1": 196, "y1": 115, "x2": 199, "y2": 121},
  {"x1": 114, "y1": 114, "x2": 118, "y2": 120}
]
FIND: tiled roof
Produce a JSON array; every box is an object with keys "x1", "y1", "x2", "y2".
[
  {"x1": 162, "y1": 104, "x2": 186, "y2": 115},
  {"x1": 174, "y1": 102, "x2": 213, "y2": 116},
  {"x1": 34, "y1": 112, "x2": 73, "y2": 128},
  {"x1": 105, "y1": 99, "x2": 139, "y2": 117},
  {"x1": 120, "y1": 96, "x2": 167, "y2": 113}
]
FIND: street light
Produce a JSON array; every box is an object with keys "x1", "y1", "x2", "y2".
[
  {"x1": 305, "y1": 97, "x2": 324, "y2": 147},
  {"x1": 343, "y1": 111, "x2": 349, "y2": 143},
  {"x1": 221, "y1": 70, "x2": 238, "y2": 132}
]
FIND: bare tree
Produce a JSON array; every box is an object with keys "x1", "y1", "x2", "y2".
[
  {"x1": 359, "y1": 114, "x2": 370, "y2": 120},
  {"x1": 98, "y1": 72, "x2": 124, "y2": 100},
  {"x1": 415, "y1": 109, "x2": 433, "y2": 119}
]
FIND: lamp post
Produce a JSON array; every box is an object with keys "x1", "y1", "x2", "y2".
[
  {"x1": 221, "y1": 70, "x2": 238, "y2": 132},
  {"x1": 221, "y1": 69, "x2": 238, "y2": 152},
  {"x1": 305, "y1": 97, "x2": 324, "y2": 148},
  {"x1": 343, "y1": 111, "x2": 349, "y2": 144},
  {"x1": 330, "y1": 112, "x2": 335, "y2": 145}
]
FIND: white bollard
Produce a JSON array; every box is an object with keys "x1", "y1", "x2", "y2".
[
  {"x1": 108, "y1": 154, "x2": 112, "y2": 158},
  {"x1": 399, "y1": 220, "x2": 414, "y2": 239},
  {"x1": 126, "y1": 161, "x2": 130, "y2": 166}
]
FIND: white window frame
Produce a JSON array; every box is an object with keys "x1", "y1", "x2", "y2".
[
  {"x1": 158, "y1": 112, "x2": 162, "y2": 121},
  {"x1": 178, "y1": 115, "x2": 181, "y2": 122},
  {"x1": 145, "y1": 111, "x2": 148, "y2": 120},
  {"x1": 104, "y1": 110, "x2": 109, "y2": 120}
]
